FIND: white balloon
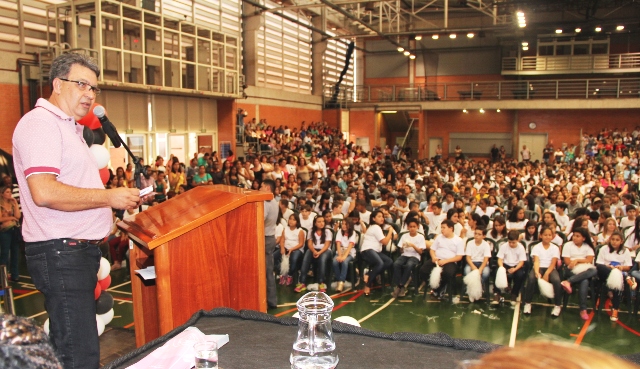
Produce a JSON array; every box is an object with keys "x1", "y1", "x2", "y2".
[
  {"x1": 97, "y1": 257, "x2": 110, "y2": 280},
  {"x1": 89, "y1": 144, "x2": 110, "y2": 169},
  {"x1": 96, "y1": 315, "x2": 105, "y2": 336},
  {"x1": 43, "y1": 318, "x2": 50, "y2": 335},
  {"x1": 98, "y1": 308, "x2": 114, "y2": 325}
]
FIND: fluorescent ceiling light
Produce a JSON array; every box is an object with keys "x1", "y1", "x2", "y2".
[
  {"x1": 449, "y1": 33, "x2": 456, "y2": 39},
  {"x1": 432, "y1": 34, "x2": 439, "y2": 39},
  {"x1": 414, "y1": 35, "x2": 422, "y2": 40},
  {"x1": 380, "y1": 111, "x2": 397, "y2": 114},
  {"x1": 397, "y1": 47, "x2": 404, "y2": 52}
]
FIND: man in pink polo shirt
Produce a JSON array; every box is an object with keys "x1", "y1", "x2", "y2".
[{"x1": 13, "y1": 53, "x2": 140, "y2": 369}]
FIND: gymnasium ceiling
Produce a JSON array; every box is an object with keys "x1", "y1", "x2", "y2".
[{"x1": 252, "y1": 0, "x2": 640, "y2": 51}]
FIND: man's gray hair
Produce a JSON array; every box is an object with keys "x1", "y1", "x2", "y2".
[{"x1": 49, "y1": 52, "x2": 100, "y2": 86}]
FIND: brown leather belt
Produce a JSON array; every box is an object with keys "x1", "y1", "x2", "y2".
[{"x1": 72, "y1": 238, "x2": 106, "y2": 245}]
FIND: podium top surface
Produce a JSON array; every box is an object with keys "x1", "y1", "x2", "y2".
[{"x1": 117, "y1": 185, "x2": 273, "y2": 249}]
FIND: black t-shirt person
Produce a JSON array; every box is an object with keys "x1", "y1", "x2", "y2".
[{"x1": 490, "y1": 146, "x2": 499, "y2": 161}]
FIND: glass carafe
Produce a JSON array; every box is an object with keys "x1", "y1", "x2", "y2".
[{"x1": 290, "y1": 292, "x2": 339, "y2": 369}]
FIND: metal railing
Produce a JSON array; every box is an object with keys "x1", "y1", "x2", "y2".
[
  {"x1": 324, "y1": 77, "x2": 640, "y2": 105},
  {"x1": 502, "y1": 53, "x2": 640, "y2": 72}
]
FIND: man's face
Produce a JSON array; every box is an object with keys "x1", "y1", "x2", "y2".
[{"x1": 54, "y1": 64, "x2": 98, "y2": 121}]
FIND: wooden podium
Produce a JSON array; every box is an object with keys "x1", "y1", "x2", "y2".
[{"x1": 117, "y1": 185, "x2": 273, "y2": 346}]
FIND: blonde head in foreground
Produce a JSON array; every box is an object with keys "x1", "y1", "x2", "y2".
[{"x1": 462, "y1": 341, "x2": 639, "y2": 369}]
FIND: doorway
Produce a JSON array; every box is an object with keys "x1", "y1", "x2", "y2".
[
  {"x1": 169, "y1": 134, "x2": 186, "y2": 164},
  {"x1": 428, "y1": 137, "x2": 443, "y2": 159},
  {"x1": 518, "y1": 134, "x2": 547, "y2": 162}
]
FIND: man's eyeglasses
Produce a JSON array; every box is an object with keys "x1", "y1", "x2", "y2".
[{"x1": 58, "y1": 78, "x2": 101, "y2": 95}]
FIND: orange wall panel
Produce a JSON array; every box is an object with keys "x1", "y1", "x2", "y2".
[
  {"x1": 248, "y1": 105, "x2": 322, "y2": 130},
  {"x1": 0, "y1": 83, "x2": 32, "y2": 154},
  {"x1": 322, "y1": 109, "x2": 340, "y2": 129},
  {"x1": 349, "y1": 110, "x2": 376, "y2": 149}
]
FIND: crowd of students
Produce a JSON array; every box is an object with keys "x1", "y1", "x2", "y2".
[{"x1": 105, "y1": 121, "x2": 640, "y2": 321}]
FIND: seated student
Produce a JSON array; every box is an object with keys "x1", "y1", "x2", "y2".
[
  {"x1": 506, "y1": 205, "x2": 528, "y2": 231},
  {"x1": 299, "y1": 204, "x2": 316, "y2": 232},
  {"x1": 520, "y1": 220, "x2": 539, "y2": 251},
  {"x1": 332, "y1": 218, "x2": 357, "y2": 292},
  {"x1": 401, "y1": 210, "x2": 425, "y2": 234},
  {"x1": 464, "y1": 227, "x2": 491, "y2": 293},
  {"x1": 278, "y1": 199, "x2": 294, "y2": 228},
  {"x1": 392, "y1": 218, "x2": 427, "y2": 298},
  {"x1": 295, "y1": 216, "x2": 333, "y2": 293},
  {"x1": 619, "y1": 205, "x2": 637, "y2": 229},
  {"x1": 420, "y1": 220, "x2": 465, "y2": 300},
  {"x1": 350, "y1": 199, "x2": 371, "y2": 232},
  {"x1": 360, "y1": 210, "x2": 397, "y2": 296},
  {"x1": 523, "y1": 226, "x2": 563, "y2": 317},
  {"x1": 566, "y1": 208, "x2": 598, "y2": 235},
  {"x1": 278, "y1": 213, "x2": 306, "y2": 286},
  {"x1": 422, "y1": 202, "x2": 446, "y2": 239},
  {"x1": 464, "y1": 213, "x2": 486, "y2": 236},
  {"x1": 494, "y1": 230, "x2": 527, "y2": 304},
  {"x1": 596, "y1": 231, "x2": 632, "y2": 322},
  {"x1": 447, "y1": 208, "x2": 466, "y2": 238},
  {"x1": 597, "y1": 217, "x2": 619, "y2": 245},
  {"x1": 554, "y1": 202, "x2": 570, "y2": 232},
  {"x1": 560, "y1": 227, "x2": 597, "y2": 321},
  {"x1": 475, "y1": 197, "x2": 501, "y2": 218},
  {"x1": 624, "y1": 216, "x2": 640, "y2": 258},
  {"x1": 486, "y1": 216, "x2": 508, "y2": 242},
  {"x1": 395, "y1": 194, "x2": 410, "y2": 219}
]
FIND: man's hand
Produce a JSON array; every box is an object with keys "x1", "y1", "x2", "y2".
[{"x1": 108, "y1": 188, "x2": 141, "y2": 210}]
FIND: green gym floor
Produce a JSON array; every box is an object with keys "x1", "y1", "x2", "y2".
[{"x1": 8, "y1": 262, "x2": 640, "y2": 363}]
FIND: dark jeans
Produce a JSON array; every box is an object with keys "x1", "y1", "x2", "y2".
[
  {"x1": 265, "y1": 236, "x2": 277, "y2": 308},
  {"x1": 0, "y1": 227, "x2": 19, "y2": 279},
  {"x1": 286, "y1": 249, "x2": 304, "y2": 277},
  {"x1": 496, "y1": 265, "x2": 526, "y2": 297},
  {"x1": 564, "y1": 266, "x2": 597, "y2": 310},
  {"x1": 361, "y1": 249, "x2": 393, "y2": 287},
  {"x1": 25, "y1": 239, "x2": 101, "y2": 369},
  {"x1": 524, "y1": 267, "x2": 562, "y2": 306},
  {"x1": 597, "y1": 264, "x2": 623, "y2": 309},
  {"x1": 300, "y1": 249, "x2": 332, "y2": 284},
  {"x1": 393, "y1": 255, "x2": 419, "y2": 287},
  {"x1": 420, "y1": 260, "x2": 458, "y2": 294}
]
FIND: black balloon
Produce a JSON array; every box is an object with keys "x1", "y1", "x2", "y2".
[
  {"x1": 92, "y1": 127, "x2": 106, "y2": 145},
  {"x1": 95, "y1": 291, "x2": 114, "y2": 314},
  {"x1": 82, "y1": 126, "x2": 94, "y2": 147}
]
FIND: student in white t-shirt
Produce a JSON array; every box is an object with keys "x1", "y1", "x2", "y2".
[
  {"x1": 360, "y1": 210, "x2": 397, "y2": 296},
  {"x1": 624, "y1": 217, "x2": 640, "y2": 257},
  {"x1": 495, "y1": 230, "x2": 527, "y2": 304},
  {"x1": 299, "y1": 205, "x2": 316, "y2": 232},
  {"x1": 596, "y1": 231, "x2": 632, "y2": 322},
  {"x1": 419, "y1": 220, "x2": 465, "y2": 299},
  {"x1": 619, "y1": 205, "x2": 637, "y2": 229},
  {"x1": 295, "y1": 216, "x2": 333, "y2": 293},
  {"x1": 422, "y1": 202, "x2": 446, "y2": 238},
  {"x1": 392, "y1": 218, "x2": 427, "y2": 298},
  {"x1": 332, "y1": 219, "x2": 358, "y2": 292},
  {"x1": 278, "y1": 213, "x2": 306, "y2": 287},
  {"x1": 560, "y1": 228, "x2": 596, "y2": 321},
  {"x1": 523, "y1": 226, "x2": 563, "y2": 317},
  {"x1": 464, "y1": 228, "x2": 491, "y2": 286},
  {"x1": 554, "y1": 202, "x2": 570, "y2": 232},
  {"x1": 506, "y1": 206, "x2": 528, "y2": 231}
]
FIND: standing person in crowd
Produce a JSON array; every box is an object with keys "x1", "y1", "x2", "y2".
[
  {"x1": 0, "y1": 186, "x2": 21, "y2": 282},
  {"x1": 12, "y1": 53, "x2": 140, "y2": 369},
  {"x1": 521, "y1": 145, "x2": 531, "y2": 162},
  {"x1": 261, "y1": 179, "x2": 278, "y2": 309}
]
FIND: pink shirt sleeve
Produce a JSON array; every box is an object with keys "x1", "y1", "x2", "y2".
[{"x1": 14, "y1": 113, "x2": 63, "y2": 177}]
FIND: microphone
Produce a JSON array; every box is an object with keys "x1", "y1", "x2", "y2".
[{"x1": 93, "y1": 106, "x2": 122, "y2": 148}]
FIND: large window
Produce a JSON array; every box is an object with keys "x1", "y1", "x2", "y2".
[
  {"x1": 255, "y1": 2, "x2": 312, "y2": 94},
  {"x1": 537, "y1": 36, "x2": 609, "y2": 56}
]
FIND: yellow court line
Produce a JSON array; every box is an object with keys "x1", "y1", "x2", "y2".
[
  {"x1": 358, "y1": 297, "x2": 396, "y2": 324},
  {"x1": 14, "y1": 290, "x2": 40, "y2": 300},
  {"x1": 508, "y1": 293, "x2": 522, "y2": 348}
]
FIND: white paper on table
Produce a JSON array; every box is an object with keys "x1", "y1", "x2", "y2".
[
  {"x1": 134, "y1": 266, "x2": 156, "y2": 280},
  {"x1": 126, "y1": 327, "x2": 229, "y2": 369}
]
